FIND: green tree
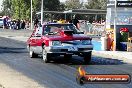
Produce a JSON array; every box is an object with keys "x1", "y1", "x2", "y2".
[
  {"x1": 11, "y1": 0, "x2": 29, "y2": 19},
  {"x1": 59, "y1": 3, "x2": 65, "y2": 11},
  {"x1": 85, "y1": 0, "x2": 107, "y2": 9},
  {"x1": 65, "y1": 0, "x2": 81, "y2": 9},
  {"x1": 2, "y1": 0, "x2": 12, "y2": 16},
  {"x1": 2, "y1": 0, "x2": 62, "y2": 20},
  {"x1": 84, "y1": 0, "x2": 107, "y2": 22},
  {"x1": 44, "y1": 0, "x2": 61, "y2": 11}
]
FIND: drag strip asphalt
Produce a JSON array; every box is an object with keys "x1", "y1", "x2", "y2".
[{"x1": 0, "y1": 37, "x2": 132, "y2": 88}]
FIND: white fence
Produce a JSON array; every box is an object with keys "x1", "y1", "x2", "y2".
[{"x1": 79, "y1": 22, "x2": 106, "y2": 36}]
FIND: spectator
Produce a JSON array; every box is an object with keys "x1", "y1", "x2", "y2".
[
  {"x1": 69, "y1": 15, "x2": 80, "y2": 30},
  {"x1": 14, "y1": 20, "x2": 17, "y2": 29},
  {"x1": 34, "y1": 17, "x2": 39, "y2": 27},
  {"x1": 16, "y1": 19, "x2": 21, "y2": 30},
  {"x1": 57, "y1": 19, "x2": 65, "y2": 23},
  {"x1": 3, "y1": 18, "x2": 7, "y2": 29},
  {"x1": 26, "y1": 20, "x2": 30, "y2": 30},
  {"x1": 21, "y1": 20, "x2": 25, "y2": 29}
]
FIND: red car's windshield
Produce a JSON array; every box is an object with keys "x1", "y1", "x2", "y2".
[{"x1": 43, "y1": 24, "x2": 79, "y2": 35}]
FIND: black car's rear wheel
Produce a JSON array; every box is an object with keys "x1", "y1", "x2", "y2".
[
  {"x1": 64, "y1": 54, "x2": 72, "y2": 61},
  {"x1": 83, "y1": 52, "x2": 92, "y2": 64}
]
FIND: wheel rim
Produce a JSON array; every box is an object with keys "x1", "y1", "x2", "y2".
[
  {"x1": 29, "y1": 47, "x2": 33, "y2": 57},
  {"x1": 30, "y1": 51, "x2": 33, "y2": 56},
  {"x1": 42, "y1": 49, "x2": 47, "y2": 61}
]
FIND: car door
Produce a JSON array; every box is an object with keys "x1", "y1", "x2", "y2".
[
  {"x1": 34, "y1": 26, "x2": 43, "y2": 54},
  {"x1": 29, "y1": 28, "x2": 38, "y2": 52}
]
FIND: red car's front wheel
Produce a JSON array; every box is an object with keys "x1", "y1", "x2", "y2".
[{"x1": 42, "y1": 47, "x2": 50, "y2": 63}]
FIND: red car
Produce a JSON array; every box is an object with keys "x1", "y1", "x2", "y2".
[{"x1": 27, "y1": 23, "x2": 93, "y2": 63}]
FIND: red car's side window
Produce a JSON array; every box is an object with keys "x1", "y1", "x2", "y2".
[{"x1": 33, "y1": 27, "x2": 42, "y2": 36}]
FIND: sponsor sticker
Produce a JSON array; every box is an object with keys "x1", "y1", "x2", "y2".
[{"x1": 76, "y1": 66, "x2": 131, "y2": 85}]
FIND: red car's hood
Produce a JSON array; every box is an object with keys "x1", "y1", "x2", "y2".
[{"x1": 42, "y1": 34, "x2": 92, "y2": 41}]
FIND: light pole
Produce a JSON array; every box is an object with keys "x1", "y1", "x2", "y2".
[
  {"x1": 41, "y1": 0, "x2": 44, "y2": 25},
  {"x1": 31, "y1": 0, "x2": 33, "y2": 30},
  {"x1": 113, "y1": 0, "x2": 117, "y2": 51}
]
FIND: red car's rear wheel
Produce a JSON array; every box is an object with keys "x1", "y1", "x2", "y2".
[{"x1": 29, "y1": 46, "x2": 38, "y2": 58}]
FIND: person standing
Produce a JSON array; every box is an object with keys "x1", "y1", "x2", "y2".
[
  {"x1": 16, "y1": 19, "x2": 20, "y2": 30},
  {"x1": 69, "y1": 15, "x2": 80, "y2": 30},
  {"x1": 21, "y1": 20, "x2": 25, "y2": 29},
  {"x1": 34, "y1": 17, "x2": 39, "y2": 27},
  {"x1": 3, "y1": 18, "x2": 7, "y2": 29}
]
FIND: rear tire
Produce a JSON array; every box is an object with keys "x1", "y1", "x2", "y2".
[
  {"x1": 29, "y1": 47, "x2": 38, "y2": 58},
  {"x1": 76, "y1": 76, "x2": 85, "y2": 85},
  {"x1": 83, "y1": 52, "x2": 92, "y2": 64},
  {"x1": 64, "y1": 55, "x2": 72, "y2": 61}
]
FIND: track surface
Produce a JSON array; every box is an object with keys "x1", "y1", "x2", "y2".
[{"x1": 0, "y1": 37, "x2": 132, "y2": 88}]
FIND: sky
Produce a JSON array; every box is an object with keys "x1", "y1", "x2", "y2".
[
  {"x1": 60, "y1": 0, "x2": 66, "y2": 2},
  {"x1": 60, "y1": 0, "x2": 87, "y2": 2}
]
